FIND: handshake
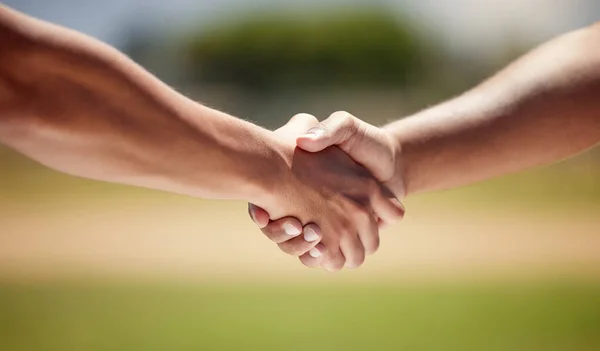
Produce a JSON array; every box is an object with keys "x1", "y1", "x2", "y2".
[
  {"x1": 1, "y1": 5, "x2": 597, "y2": 274},
  {"x1": 246, "y1": 111, "x2": 406, "y2": 272}
]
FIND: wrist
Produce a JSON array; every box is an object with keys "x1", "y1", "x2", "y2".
[
  {"x1": 157, "y1": 106, "x2": 294, "y2": 203},
  {"x1": 382, "y1": 108, "x2": 442, "y2": 197},
  {"x1": 241, "y1": 132, "x2": 293, "y2": 209},
  {"x1": 381, "y1": 125, "x2": 408, "y2": 199}
]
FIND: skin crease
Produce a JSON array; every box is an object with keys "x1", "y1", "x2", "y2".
[
  {"x1": 250, "y1": 23, "x2": 600, "y2": 267},
  {"x1": 0, "y1": 6, "x2": 404, "y2": 272}
]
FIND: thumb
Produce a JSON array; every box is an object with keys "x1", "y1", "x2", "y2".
[
  {"x1": 296, "y1": 111, "x2": 398, "y2": 186},
  {"x1": 274, "y1": 113, "x2": 319, "y2": 139},
  {"x1": 296, "y1": 111, "x2": 358, "y2": 152}
]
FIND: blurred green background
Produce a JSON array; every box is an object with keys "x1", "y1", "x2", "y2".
[{"x1": 1, "y1": 1, "x2": 599, "y2": 350}]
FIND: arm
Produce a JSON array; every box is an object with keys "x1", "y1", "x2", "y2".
[
  {"x1": 250, "y1": 23, "x2": 600, "y2": 252},
  {"x1": 0, "y1": 6, "x2": 402, "y2": 271},
  {"x1": 0, "y1": 5, "x2": 281, "y2": 202},
  {"x1": 386, "y1": 23, "x2": 600, "y2": 196},
  {"x1": 297, "y1": 23, "x2": 600, "y2": 198}
]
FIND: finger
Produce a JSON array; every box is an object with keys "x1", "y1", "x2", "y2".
[
  {"x1": 322, "y1": 248, "x2": 346, "y2": 272},
  {"x1": 274, "y1": 113, "x2": 320, "y2": 138},
  {"x1": 377, "y1": 217, "x2": 389, "y2": 230},
  {"x1": 299, "y1": 242, "x2": 326, "y2": 267},
  {"x1": 261, "y1": 217, "x2": 302, "y2": 244},
  {"x1": 371, "y1": 190, "x2": 405, "y2": 226},
  {"x1": 356, "y1": 210, "x2": 380, "y2": 255},
  {"x1": 248, "y1": 203, "x2": 270, "y2": 228},
  {"x1": 277, "y1": 224, "x2": 322, "y2": 256},
  {"x1": 340, "y1": 235, "x2": 366, "y2": 269},
  {"x1": 296, "y1": 111, "x2": 358, "y2": 152},
  {"x1": 297, "y1": 111, "x2": 398, "y2": 186}
]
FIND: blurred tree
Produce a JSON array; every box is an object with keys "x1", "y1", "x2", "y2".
[{"x1": 183, "y1": 10, "x2": 429, "y2": 90}]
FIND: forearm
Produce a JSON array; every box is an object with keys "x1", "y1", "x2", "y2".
[
  {"x1": 387, "y1": 24, "x2": 600, "y2": 196},
  {"x1": 0, "y1": 6, "x2": 284, "y2": 202}
]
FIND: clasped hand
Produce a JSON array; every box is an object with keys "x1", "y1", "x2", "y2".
[{"x1": 248, "y1": 112, "x2": 405, "y2": 271}]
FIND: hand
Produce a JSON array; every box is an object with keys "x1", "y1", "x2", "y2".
[
  {"x1": 249, "y1": 115, "x2": 326, "y2": 266},
  {"x1": 249, "y1": 113, "x2": 404, "y2": 271},
  {"x1": 297, "y1": 111, "x2": 405, "y2": 201}
]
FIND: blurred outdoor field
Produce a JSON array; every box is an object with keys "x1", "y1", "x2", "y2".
[
  {"x1": 1, "y1": 1, "x2": 600, "y2": 350},
  {"x1": 1, "y1": 281, "x2": 600, "y2": 351},
  {"x1": 1, "y1": 144, "x2": 599, "y2": 351}
]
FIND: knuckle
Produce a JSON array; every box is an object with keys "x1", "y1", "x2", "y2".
[
  {"x1": 365, "y1": 235, "x2": 380, "y2": 255},
  {"x1": 324, "y1": 250, "x2": 345, "y2": 271},
  {"x1": 330, "y1": 110, "x2": 353, "y2": 122},
  {"x1": 291, "y1": 113, "x2": 319, "y2": 125},
  {"x1": 325, "y1": 262, "x2": 344, "y2": 272},
  {"x1": 372, "y1": 234, "x2": 381, "y2": 251},
  {"x1": 299, "y1": 255, "x2": 319, "y2": 267},
  {"x1": 330, "y1": 111, "x2": 357, "y2": 133},
  {"x1": 343, "y1": 236, "x2": 366, "y2": 268},
  {"x1": 348, "y1": 252, "x2": 365, "y2": 268}
]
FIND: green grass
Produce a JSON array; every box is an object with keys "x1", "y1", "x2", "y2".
[{"x1": 1, "y1": 280, "x2": 599, "y2": 351}]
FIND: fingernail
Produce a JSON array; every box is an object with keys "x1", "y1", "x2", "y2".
[
  {"x1": 304, "y1": 127, "x2": 325, "y2": 139},
  {"x1": 249, "y1": 208, "x2": 258, "y2": 224},
  {"x1": 283, "y1": 223, "x2": 301, "y2": 236},
  {"x1": 304, "y1": 227, "x2": 320, "y2": 242},
  {"x1": 309, "y1": 248, "x2": 321, "y2": 258}
]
